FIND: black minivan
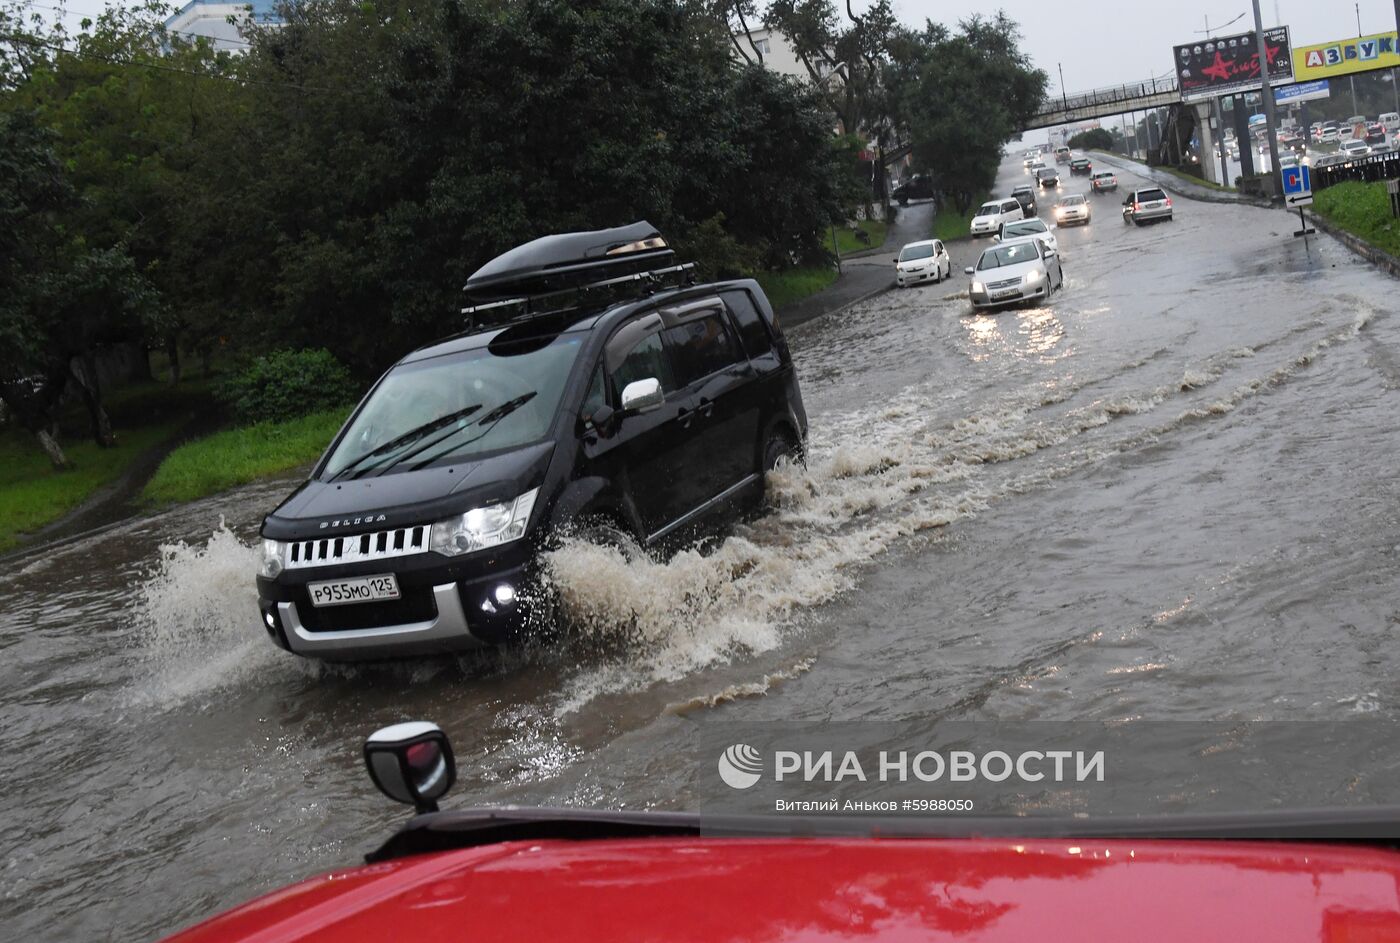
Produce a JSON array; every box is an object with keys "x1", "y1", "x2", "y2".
[{"x1": 255, "y1": 222, "x2": 807, "y2": 660}]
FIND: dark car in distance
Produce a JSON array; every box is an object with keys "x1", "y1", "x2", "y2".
[
  {"x1": 255, "y1": 222, "x2": 808, "y2": 661},
  {"x1": 892, "y1": 174, "x2": 935, "y2": 205},
  {"x1": 1069, "y1": 157, "x2": 1092, "y2": 175},
  {"x1": 1011, "y1": 184, "x2": 1038, "y2": 217},
  {"x1": 1036, "y1": 166, "x2": 1060, "y2": 189}
]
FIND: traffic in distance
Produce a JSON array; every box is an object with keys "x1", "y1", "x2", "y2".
[{"x1": 894, "y1": 145, "x2": 1168, "y2": 314}]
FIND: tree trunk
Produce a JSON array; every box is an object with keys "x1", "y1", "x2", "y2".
[
  {"x1": 72, "y1": 354, "x2": 116, "y2": 448},
  {"x1": 0, "y1": 364, "x2": 72, "y2": 468},
  {"x1": 34, "y1": 427, "x2": 70, "y2": 470},
  {"x1": 166, "y1": 333, "x2": 182, "y2": 384}
]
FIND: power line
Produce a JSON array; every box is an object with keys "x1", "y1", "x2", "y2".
[{"x1": 2, "y1": 31, "x2": 337, "y2": 93}]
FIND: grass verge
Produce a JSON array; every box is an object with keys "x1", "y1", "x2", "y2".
[
  {"x1": 1313, "y1": 181, "x2": 1400, "y2": 258},
  {"x1": 143, "y1": 408, "x2": 349, "y2": 505},
  {"x1": 833, "y1": 219, "x2": 888, "y2": 255},
  {"x1": 931, "y1": 194, "x2": 988, "y2": 243},
  {"x1": 0, "y1": 423, "x2": 183, "y2": 551},
  {"x1": 0, "y1": 379, "x2": 215, "y2": 551},
  {"x1": 755, "y1": 266, "x2": 839, "y2": 309}
]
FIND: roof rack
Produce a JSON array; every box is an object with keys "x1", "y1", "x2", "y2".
[
  {"x1": 461, "y1": 262, "x2": 697, "y2": 330},
  {"x1": 459, "y1": 221, "x2": 698, "y2": 330}
]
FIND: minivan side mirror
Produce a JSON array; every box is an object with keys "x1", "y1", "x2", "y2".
[
  {"x1": 992, "y1": 235, "x2": 1001, "y2": 243},
  {"x1": 621, "y1": 378, "x2": 664, "y2": 413},
  {"x1": 963, "y1": 266, "x2": 975, "y2": 275}
]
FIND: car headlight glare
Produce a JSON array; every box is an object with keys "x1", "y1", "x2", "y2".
[
  {"x1": 259, "y1": 538, "x2": 284, "y2": 579},
  {"x1": 971, "y1": 281, "x2": 985, "y2": 293},
  {"x1": 430, "y1": 488, "x2": 539, "y2": 556},
  {"x1": 1026, "y1": 269, "x2": 1043, "y2": 283}
]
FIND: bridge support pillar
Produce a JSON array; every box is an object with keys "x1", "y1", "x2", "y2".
[{"x1": 1192, "y1": 101, "x2": 1223, "y2": 186}]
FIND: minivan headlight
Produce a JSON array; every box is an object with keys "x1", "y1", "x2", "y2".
[
  {"x1": 430, "y1": 488, "x2": 539, "y2": 556},
  {"x1": 259, "y1": 538, "x2": 284, "y2": 579}
]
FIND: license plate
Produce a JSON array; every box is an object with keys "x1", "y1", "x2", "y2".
[
  {"x1": 992, "y1": 289, "x2": 1019, "y2": 300},
  {"x1": 307, "y1": 573, "x2": 401, "y2": 607}
]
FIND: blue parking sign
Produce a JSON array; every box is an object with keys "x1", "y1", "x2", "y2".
[{"x1": 1283, "y1": 164, "x2": 1312, "y2": 206}]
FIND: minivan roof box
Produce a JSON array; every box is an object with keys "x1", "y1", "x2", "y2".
[{"x1": 461, "y1": 221, "x2": 694, "y2": 328}]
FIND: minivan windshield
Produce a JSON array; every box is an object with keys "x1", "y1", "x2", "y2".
[
  {"x1": 977, "y1": 201, "x2": 1002, "y2": 216},
  {"x1": 320, "y1": 332, "x2": 584, "y2": 480},
  {"x1": 899, "y1": 243, "x2": 935, "y2": 261}
]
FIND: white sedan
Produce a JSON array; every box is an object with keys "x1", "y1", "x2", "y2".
[
  {"x1": 894, "y1": 239, "x2": 951, "y2": 287},
  {"x1": 994, "y1": 217, "x2": 1058, "y2": 254},
  {"x1": 965, "y1": 237, "x2": 1064, "y2": 311}
]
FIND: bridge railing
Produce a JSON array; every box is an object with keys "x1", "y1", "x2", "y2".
[{"x1": 1034, "y1": 74, "x2": 1180, "y2": 118}]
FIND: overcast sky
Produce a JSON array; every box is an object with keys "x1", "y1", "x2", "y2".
[{"x1": 31, "y1": 0, "x2": 1400, "y2": 94}]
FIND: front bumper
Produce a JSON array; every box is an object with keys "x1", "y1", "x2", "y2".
[
  {"x1": 1055, "y1": 211, "x2": 1089, "y2": 225},
  {"x1": 970, "y1": 221, "x2": 998, "y2": 236},
  {"x1": 257, "y1": 545, "x2": 536, "y2": 659},
  {"x1": 897, "y1": 266, "x2": 939, "y2": 286},
  {"x1": 969, "y1": 281, "x2": 1050, "y2": 309}
]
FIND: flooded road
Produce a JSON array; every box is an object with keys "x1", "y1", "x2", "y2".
[{"x1": 5, "y1": 154, "x2": 1400, "y2": 940}]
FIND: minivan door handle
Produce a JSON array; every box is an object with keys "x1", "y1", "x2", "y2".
[
  {"x1": 675, "y1": 406, "x2": 693, "y2": 429},
  {"x1": 697, "y1": 397, "x2": 714, "y2": 418}
]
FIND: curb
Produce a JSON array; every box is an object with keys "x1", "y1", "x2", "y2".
[
  {"x1": 1090, "y1": 152, "x2": 1271, "y2": 208},
  {"x1": 782, "y1": 281, "x2": 893, "y2": 330},
  {"x1": 1302, "y1": 208, "x2": 1400, "y2": 279}
]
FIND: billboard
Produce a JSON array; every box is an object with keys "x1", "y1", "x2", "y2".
[
  {"x1": 1292, "y1": 31, "x2": 1400, "y2": 82},
  {"x1": 1274, "y1": 79, "x2": 1330, "y2": 106},
  {"x1": 1174, "y1": 27, "x2": 1294, "y2": 102}
]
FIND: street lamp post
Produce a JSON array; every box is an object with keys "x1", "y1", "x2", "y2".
[
  {"x1": 1251, "y1": 0, "x2": 1283, "y2": 199},
  {"x1": 1058, "y1": 62, "x2": 1068, "y2": 111}
]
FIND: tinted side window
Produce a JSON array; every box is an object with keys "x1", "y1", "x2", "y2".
[
  {"x1": 722, "y1": 291, "x2": 772, "y2": 358},
  {"x1": 1004, "y1": 201, "x2": 1020, "y2": 213},
  {"x1": 613, "y1": 332, "x2": 674, "y2": 395},
  {"x1": 664, "y1": 314, "x2": 741, "y2": 387}
]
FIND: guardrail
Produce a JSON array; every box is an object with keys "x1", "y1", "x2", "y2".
[{"x1": 1313, "y1": 151, "x2": 1400, "y2": 190}]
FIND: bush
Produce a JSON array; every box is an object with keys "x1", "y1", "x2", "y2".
[{"x1": 216, "y1": 348, "x2": 359, "y2": 424}]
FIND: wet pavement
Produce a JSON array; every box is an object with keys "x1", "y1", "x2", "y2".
[{"x1": 4, "y1": 152, "x2": 1400, "y2": 941}]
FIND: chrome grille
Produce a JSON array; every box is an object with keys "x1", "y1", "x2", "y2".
[
  {"x1": 988, "y1": 277, "x2": 1021, "y2": 290},
  {"x1": 284, "y1": 525, "x2": 431, "y2": 569}
]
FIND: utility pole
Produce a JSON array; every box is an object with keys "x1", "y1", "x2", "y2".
[
  {"x1": 1350, "y1": 4, "x2": 1361, "y2": 115},
  {"x1": 1251, "y1": 0, "x2": 1283, "y2": 198},
  {"x1": 1057, "y1": 62, "x2": 1068, "y2": 114}
]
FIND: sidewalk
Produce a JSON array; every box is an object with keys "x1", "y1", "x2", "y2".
[
  {"x1": 1090, "y1": 151, "x2": 1270, "y2": 207},
  {"x1": 780, "y1": 200, "x2": 936, "y2": 329}
]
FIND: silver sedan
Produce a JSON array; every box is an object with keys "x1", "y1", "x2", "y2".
[{"x1": 965, "y1": 237, "x2": 1065, "y2": 311}]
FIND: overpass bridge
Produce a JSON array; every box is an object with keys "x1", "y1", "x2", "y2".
[{"x1": 1024, "y1": 73, "x2": 1181, "y2": 130}]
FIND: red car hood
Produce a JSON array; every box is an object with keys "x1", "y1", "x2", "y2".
[{"x1": 163, "y1": 837, "x2": 1400, "y2": 942}]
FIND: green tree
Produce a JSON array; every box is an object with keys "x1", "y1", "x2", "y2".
[
  {"x1": 0, "y1": 109, "x2": 157, "y2": 464},
  {"x1": 1068, "y1": 128, "x2": 1113, "y2": 150},
  {"x1": 889, "y1": 14, "x2": 1046, "y2": 214}
]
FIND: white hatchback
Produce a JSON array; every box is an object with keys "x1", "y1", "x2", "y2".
[
  {"x1": 969, "y1": 198, "x2": 1024, "y2": 238},
  {"x1": 894, "y1": 239, "x2": 951, "y2": 287}
]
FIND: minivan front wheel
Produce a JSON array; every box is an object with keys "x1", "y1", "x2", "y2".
[{"x1": 762, "y1": 430, "x2": 801, "y2": 473}]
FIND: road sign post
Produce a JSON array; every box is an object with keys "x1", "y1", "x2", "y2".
[{"x1": 1282, "y1": 163, "x2": 1315, "y2": 240}]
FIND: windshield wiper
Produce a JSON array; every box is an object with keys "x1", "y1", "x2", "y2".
[
  {"x1": 366, "y1": 388, "x2": 540, "y2": 478},
  {"x1": 399, "y1": 391, "x2": 540, "y2": 473},
  {"x1": 328, "y1": 404, "x2": 482, "y2": 481}
]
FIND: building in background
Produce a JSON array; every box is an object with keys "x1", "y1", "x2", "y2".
[{"x1": 164, "y1": 0, "x2": 281, "y2": 51}]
